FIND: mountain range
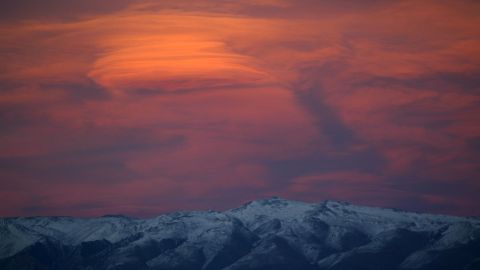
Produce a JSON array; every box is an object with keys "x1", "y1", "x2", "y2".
[{"x1": 1, "y1": 197, "x2": 479, "y2": 270}]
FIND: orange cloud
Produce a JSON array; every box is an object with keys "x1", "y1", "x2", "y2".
[{"x1": 1, "y1": 0, "x2": 480, "y2": 216}]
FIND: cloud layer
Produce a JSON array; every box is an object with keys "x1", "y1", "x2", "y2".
[{"x1": 1, "y1": 0, "x2": 479, "y2": 216}]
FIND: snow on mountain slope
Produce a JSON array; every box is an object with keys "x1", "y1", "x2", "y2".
[
  {"x1": 226, "y1": 197, "x2": 480, "y2": 269},
  {"x1": 0, "y1": 197, "x2": 479, "y2": 270}
]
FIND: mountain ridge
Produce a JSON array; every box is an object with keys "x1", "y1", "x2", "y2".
[
  {"x1": 2, "y1": 197, "x2": 477, "y2": 220},
  {"x1": 1, "y1": 197, "x2": 479, "y2": 270}
]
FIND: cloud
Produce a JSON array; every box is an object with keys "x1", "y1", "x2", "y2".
[
  {"x1": 1, "y1": 0, "x2": 480, "y2": 216},
  {"x1": 0, "y1": 0, "x2": 136, "y2": 22}
]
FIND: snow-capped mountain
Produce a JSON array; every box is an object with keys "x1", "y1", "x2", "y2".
[{"x1": 1, "y1": 197, "x2": 479, "y2": 270}]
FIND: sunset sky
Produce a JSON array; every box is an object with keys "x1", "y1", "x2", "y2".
[{"x1": 1, "y1": 0, "x2": 479, "y2": 217}]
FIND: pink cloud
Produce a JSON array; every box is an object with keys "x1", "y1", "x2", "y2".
[{"x1": 1, "y1": 0, "x2": 480, "y2": 216}]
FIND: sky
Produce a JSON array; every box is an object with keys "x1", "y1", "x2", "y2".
[{"x1": 1, "y1": 0, "x2": 479, "y2": 217}]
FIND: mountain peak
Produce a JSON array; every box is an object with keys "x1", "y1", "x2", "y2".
[{"x1": 242, "y1": 196, "x2": 309, "y2": 207}]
